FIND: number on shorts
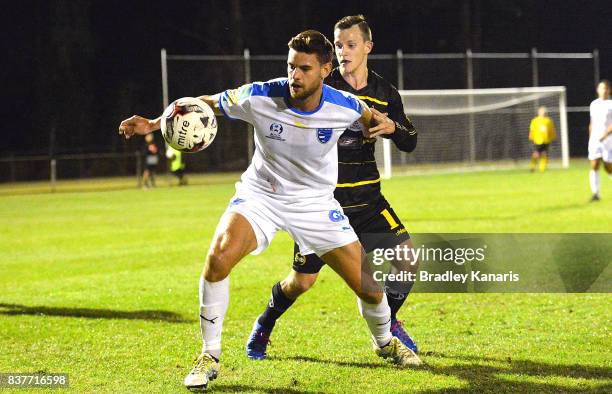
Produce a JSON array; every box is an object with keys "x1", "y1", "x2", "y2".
[{"x1": 381, "y1": 208, "x2": 399, "y2": 230}]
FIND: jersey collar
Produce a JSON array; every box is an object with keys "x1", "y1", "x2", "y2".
[{"x1": 284, "y1": 84, "x2": 327, "y2": 115}]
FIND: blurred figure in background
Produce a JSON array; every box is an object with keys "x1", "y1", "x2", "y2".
[
  {"x1": 142, "y1": 133, "x2": 158, "y2": 188},
  {"x1": 529, "y1": 106, "x2": 556, "y2": 173},
  {"x1": 588, "y1": 79, "x2": 612, "y2": 201},
  {"x1": 166, "y1": 146, "x2": 188, "y2": 186}
]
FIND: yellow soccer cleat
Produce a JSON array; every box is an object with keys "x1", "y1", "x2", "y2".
[
  {"x1": 375, "y1": 336, "x2": 422, "y2": 367},
  {"x1": 183, "y1": 353, "x2": 219, "y2": 391}
]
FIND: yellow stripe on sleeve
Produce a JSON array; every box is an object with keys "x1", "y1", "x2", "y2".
[
  {"x1": 356, "y1": 96, "x2": 388, "y2": 106},
  {"x1": 336, "y1": 178, "x2": 381, "y2": 188}
]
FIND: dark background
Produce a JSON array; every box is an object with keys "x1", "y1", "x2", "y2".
[{"x1": 1, "y1": 0, "x2": 610, "y2": 159}]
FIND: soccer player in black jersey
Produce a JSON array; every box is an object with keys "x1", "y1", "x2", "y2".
[{"x1": 246, "y1": 15, "x2": 419, "y2": 360}]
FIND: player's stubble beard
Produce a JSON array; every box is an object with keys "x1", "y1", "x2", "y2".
[{"x1": 290, "y1": 77, "x2": 323, "y2": 102}]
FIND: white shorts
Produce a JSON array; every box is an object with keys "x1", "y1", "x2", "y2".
[
  {"x1": 217, "y1": 186, "x2": 358, "y2": 257},
  {"x1": 588, "y1": 141, "x2": 612, "y2": 162}
]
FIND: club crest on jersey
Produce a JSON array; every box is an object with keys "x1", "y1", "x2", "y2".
[
  {"x1": 266, "y1": 123, "x2": 285, "y2": 141},
  {"x1": 328, "y1": 209, "x2": 345, "y2": 222},
  {"x1": 317, "y1": 128, "x2": 333, "y2": 144}
]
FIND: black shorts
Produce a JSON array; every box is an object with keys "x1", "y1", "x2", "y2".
[
  {"x1": 292, "y1": 197, "x2": 410, "y2": 274},
  {"x1": 533, "y1": 144, "x2": 549, "y2": 153}
]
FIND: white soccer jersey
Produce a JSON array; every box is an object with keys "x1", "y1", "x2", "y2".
[
  {"x1": 219, "y1": 78, "x2": 363, "y2": 200},
  {"x1": 589, "y1": 98, "x2": 612, "y2": 150}
]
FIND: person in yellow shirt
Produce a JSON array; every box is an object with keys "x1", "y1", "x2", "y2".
[
  {"x1": 166, "y1": 146, "x2": 188, "y2": 186},
  {"x1": 529, "y1": 106, "x2": 557, "y2": 172}
]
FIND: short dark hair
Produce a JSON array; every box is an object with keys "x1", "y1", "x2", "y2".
[
  {"x1": 287, "y1": 30, "x2": 333, "y2": 65},
  {"x1": 598, "y1": 79, "x2": 610, "y2": 87},
  {"x1": 334, "y1": 14, "x2": 372, "y2": 41}
]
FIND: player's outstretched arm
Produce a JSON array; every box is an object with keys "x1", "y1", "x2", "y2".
[
  {"x1": 118, "y1": 115, "x2": 161, "y2": 139},
  {"x1": 118, "y1": 94, "x2": 223, "y2": 140},
  {"x1": 196, "y1": 94, "x2": 222, "y2": 116}
]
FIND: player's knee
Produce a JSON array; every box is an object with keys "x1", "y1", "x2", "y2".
[
  {"x1": 282, "y1": 272, "x2": 317, "y2": 297},
  {"x1": 358, "y1": 291, "x2": 383, "y2": 305},
  {"x1": 204, "y1": 248, "x2": 235, "y2": 282}
]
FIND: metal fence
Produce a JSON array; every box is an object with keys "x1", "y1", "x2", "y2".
[
  {"x1": 0, "y1": 152, "x2": 143, "y2": 190},
  {"x1": 0, "y1": 49, "x2": 599, "y2": 187},
  {"x1": 163, "y1": 48, "x2": 599, "y2": 165}
]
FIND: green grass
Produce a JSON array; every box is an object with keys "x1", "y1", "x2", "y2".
[{"x1": 0, "y1": 161, "x2": 611, "y2": 393}]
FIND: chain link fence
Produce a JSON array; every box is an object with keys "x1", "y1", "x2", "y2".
[{"x1": 1, "y1": 49, "x2": 599, "y2": 188}]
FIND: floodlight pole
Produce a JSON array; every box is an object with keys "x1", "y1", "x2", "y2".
[
  {"x1": 531, "y1": 48, "x2": 539, "y2": 87},
  {"x1": 50, "y1": 159, "x2": 57, "y2": 192},
  {"x1": 559, "y1": 89, "x2": 570, "y2": 169},
  {"x1": 531, "y1": 48, "x2": 539, "y2": 111},
  {"x1": 244, "y1": 48, "x2": 254, "y2": 162},
  {"x1": 161, "y1": 48, "x2": 169, "y2": 109},
  {"x1": 466, "y1": 49, "x2": 476, "y2": 162},
  {"x1": 593, "y1": 49, "x2": 600, "y2": 86},
  {"x1": 160, "y1": 48, "x2": 171, "y2": 184}
]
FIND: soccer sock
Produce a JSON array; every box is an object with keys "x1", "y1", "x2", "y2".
[
  {"x1": 385, "y1": 259, "x2": 415, "y2": 321},
  {"x1": 539, "y1": 156, "x2": 548, "y2": 172},
  {"x1": 529, "y1": 156, "x2": 537, "y2": 170},
  {"x1": 357, "y1": 294, "x2": 393, "y2": 348},
  {"x1": 257, "y1": 282, "x2": 295, "y2": 330},
  {"x1": 385, "y1": 286, "x2": 411, "y2": 322},
  {"x1": 199, "y1": 276, "x2": 229, "y2": 361},
  {"x1": 590, "y1": 170, "x2": 600, "y2": 195}
]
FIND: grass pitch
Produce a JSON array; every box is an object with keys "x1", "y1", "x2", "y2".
[{"x1": 0, "y1": 161, "x2": 610, "y2": 393}]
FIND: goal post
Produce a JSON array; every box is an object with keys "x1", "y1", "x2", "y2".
[{"x1": 379, "y1": 86, "x2": 569, "y2": 178}]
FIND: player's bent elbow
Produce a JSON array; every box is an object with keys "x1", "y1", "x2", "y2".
[{"x1": 398, "y1": 136, "x2": 417, "y2": 153}]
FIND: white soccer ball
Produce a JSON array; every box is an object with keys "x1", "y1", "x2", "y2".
[{"x1": 160, "y1": 97, "x2": 217, "y2": 153}]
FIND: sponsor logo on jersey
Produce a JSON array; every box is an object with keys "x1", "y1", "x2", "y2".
[
  {"x1": 338, "y1": 134, "x2": 361, "y2": 149},
  {"x1": 328, "y1": 209, "x2": 346, "y2": 222},
  {"x1": 317, "y1": 128, "x2": 333, "y2": 143},
  {"x1": 266, "y1": 123, "x2": 285, "y2": 141},
  {"x1": 395, "y1": 227, "x2": 408, "y2": 236}
]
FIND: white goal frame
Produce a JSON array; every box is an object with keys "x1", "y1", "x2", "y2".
[{"x1": 380, "y1": 86, "x2": 569, "y2": 178}]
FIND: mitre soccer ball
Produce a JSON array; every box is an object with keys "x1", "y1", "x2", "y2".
[{"x1": 160, "y1": 97, "x2": 217, "y2": 153}]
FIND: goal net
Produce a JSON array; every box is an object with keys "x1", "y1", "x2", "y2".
[{"x1": 376, "y1": 86, "x2": 569, "y2": 177}]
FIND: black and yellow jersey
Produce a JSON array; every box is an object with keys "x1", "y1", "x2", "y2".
[{"x1": 325, "y1": 68, "x2": 417, "y2": 212}]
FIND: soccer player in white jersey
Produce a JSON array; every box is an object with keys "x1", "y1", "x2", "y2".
[
  {"x1": 119, "y1": 30, "x2": 421, "y2": 391},
  {"x1": 588, "y1": 79, "x2": 612, "y2": 201}
]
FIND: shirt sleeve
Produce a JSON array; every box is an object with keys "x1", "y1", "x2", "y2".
[
  {"x1": 385, "y1": 89, "x2": 418, "y2": 153},
  {"x1": 218, "y1": 83, "x2": 254, "y2": 123}
]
